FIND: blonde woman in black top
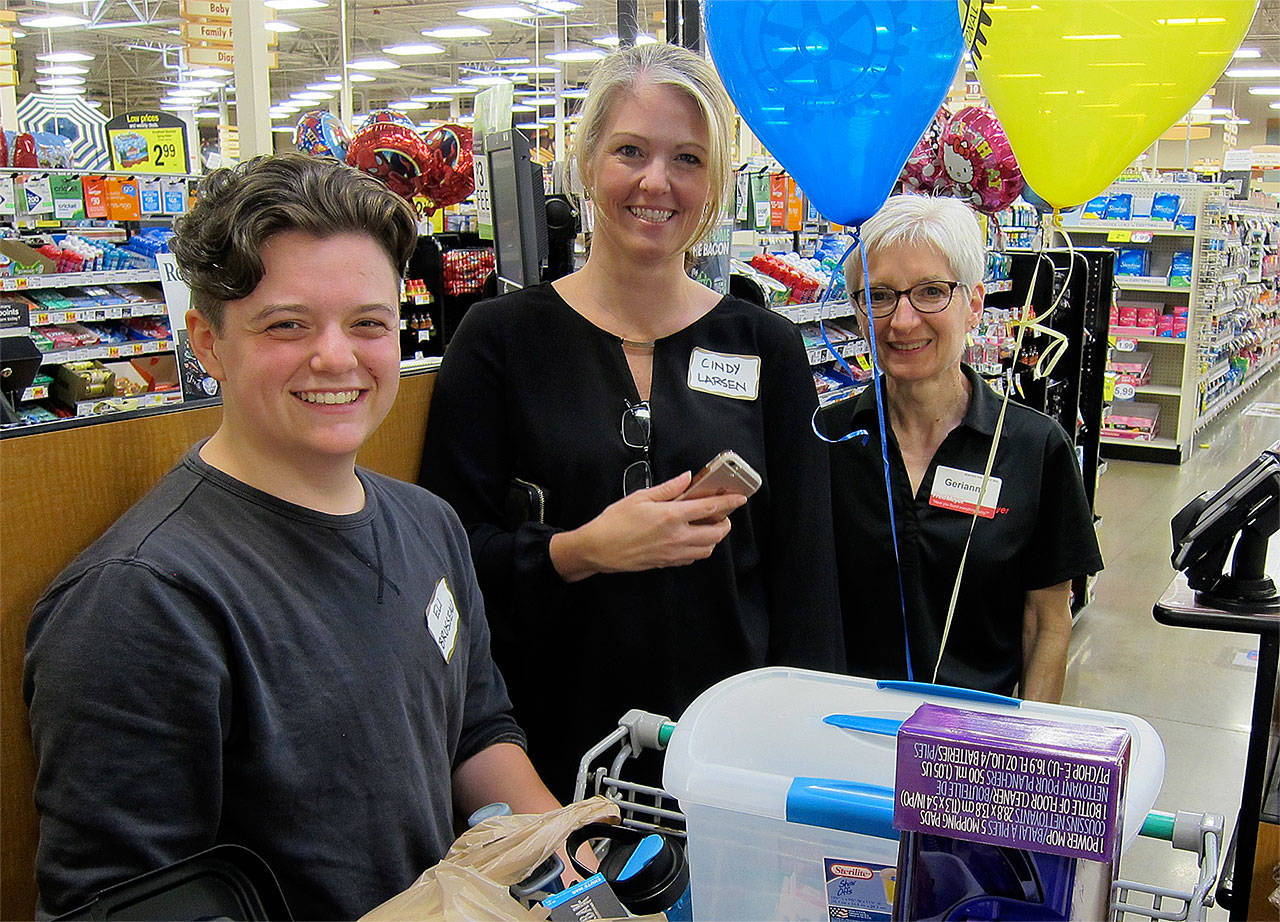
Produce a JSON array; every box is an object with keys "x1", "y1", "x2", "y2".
[{"x1": 421, "y1": 43, "x2": 843, "y2": 799}]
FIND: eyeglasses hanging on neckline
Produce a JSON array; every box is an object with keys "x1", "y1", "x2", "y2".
[{"x1": 622, "y1": 399, "x2": 652, "y2": 496}]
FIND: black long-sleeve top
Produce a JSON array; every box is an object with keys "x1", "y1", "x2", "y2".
[{"x1": 420, "y1": 283, "x2": 844, "y2": 799}]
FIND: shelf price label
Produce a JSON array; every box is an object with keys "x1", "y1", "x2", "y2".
[
  {"x1": 105, "y1": 111, "x2": 191, "y2": 174},
  {"x1": 1113, "y1": 382, "x2": 1137, "y2": 400},
  {"x1": 1113, "y1": 339, "x2": 1137, "y2": 352},
  {"x1": 1106, "y1": 230, "x2": 1132, "y2": 243}
]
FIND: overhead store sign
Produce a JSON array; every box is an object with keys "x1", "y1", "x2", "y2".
[
  {"x1": 181, "y1": 21, "x2": 277, "y2": 47},
  {"x1": 181, "y1": 0, "x2": 234, "y2": 18},
  {"x1": 185, "y1": 44, "x2": 277, "y2": 68},
  {"x1": 106, "y1": 111, "x2": 191, "y2": 174}
]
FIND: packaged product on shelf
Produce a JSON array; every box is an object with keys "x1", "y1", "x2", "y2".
[
  {"x1": 81, "y1": 175, "x2": 108, "y2": 219},
  {"x1": 49, "y1": 175, "x2": 86, "y2": 221},
  {"x1": 103, "y1": 360, "x2": 150, "y2": 397},
  {"x1": 1106, "y1": 349, "x2": 1152, "y2": 386},
  {"x1": 139, "y1": 177, "x2": 163, "y2": 215},
  {"x1": 1101, "y1": 401, "x2": 1160, "y2": 440},
  {"x1": 1174, "y1": 213, "x2": 1196, "y2": 231},
  {"x1": 1115, "y1": 248, "x2": 1148, "y2": 277},
  {"x1": 15, "y1": 404, "x2": 60, "y2": 425},
  {"x1": 28, "y1": 329, "x2": 53, "y2": 352},
  {"x1": 104, "y1": 177, "x2": 141, "y2": 221},
  {"x1": 0, "y1": 239, "x2": 55, "y2": 277},
  {"x1": 53, "y1": 360, "x2": 115, "y2": 403},
  {"x1": 1103, "y1": 193, "x2": 1133, "y2": 221},
  {"x1": 1148, "y1": 193, "x2": 1181, "y2": 222},
  {"x1": 1082, "y1": 195, "x2": 1110, "y2": 220},
  {"x1": 130, "y1": 353, "x2": 179, "y2": 392},
  {"x1": 1168, "y1": 250, "x2": 1193, "y2": 286},
  {"x1": 93, "y1": 323, "x2": 130, "y2": 345},
  {"x1": 0, "y1": 175, "x2": 16, "y2": 216},
  {"x1": 122, "y1": 316, "x2": 169, "y2": 341},
  {"x1": 18, "y1": 175, "x2": 55, "y2": 216}
]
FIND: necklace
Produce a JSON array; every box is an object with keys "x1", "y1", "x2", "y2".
[{"x1": 620, "y1": 338, "x2": 656, "y2": 349}]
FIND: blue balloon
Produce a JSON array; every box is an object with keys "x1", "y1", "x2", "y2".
[
  {"x1": 706, "y1": 0, "x2": 965, "y2": 227},
  {"x1": 1019, "y1": 184, "x2": 1058, "y2": 215}
]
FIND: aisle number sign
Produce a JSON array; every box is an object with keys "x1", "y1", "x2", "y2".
[{"x1": 105, "y1": 111, "x2": 191, "y2": 174}]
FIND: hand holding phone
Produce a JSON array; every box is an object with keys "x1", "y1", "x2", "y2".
[{"x1": 678, "y1": 450, "x2": 762, "y2": 502}]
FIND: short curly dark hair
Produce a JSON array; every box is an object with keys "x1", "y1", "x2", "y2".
[{"x1": 170, "y1": 153, "x2": 419, "y2": 331}]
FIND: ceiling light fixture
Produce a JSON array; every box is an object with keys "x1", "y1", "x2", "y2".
[
  {"x1": 545, "y1": 48, "x2": 605, "y2": 62},
  {"x1": 383, "y1": 41, "x2": 446, "y2": 54},
  {"x1": 36, "y1": 75, "x2": 87, "y2": 86},
  {"x1": 411, "y1": 95, "x2": 453, "y2": 103},
  {"x1": 506, "y1": 65, "x2": 560, "y2": 75},
  {"x1": 37, "y1": 50, "x2": 94, "y2": 63},
  {"x1": 19, "y1": 13, "x2": 90, "y2": 28},
  {"x1": 195, "y1": 110, "x2": 221, "y2": 119},
  {"x1": 306, "y1": 82, "x2": 339, "y2": 91},
  {"x1": 390, "y1": 100, "x2": 430, "y2": 110},
  {"x1": 431, "y1": 85, "x2": 479, "y2": 94},
  {"x1": 1232, "y1": 47, "x2": 1261, "y2": 58},
  {"x1": 457, "y1": 5, "x2": 534, "y2": 20},
  {"x1": 37, "y1": 64, "x2": 90, "y2": 75},
  {"x1": 561, "y1": 87, "x2": 588, "y2": 98},
  {"x1": 461, "y1": 75, "x2": 513, "y2": 86},
  {"x1": 1227, "y1": 67, "x2": 1280, "y2": 79},
  {"x1": 348, "y1": 72, "x2": 376, "y2": 82},
  {"x1": 529, "y1": 0, "x2": 581, "y2": 11},
  {"x1": 347, "y1": 58, "x2": 399, "y2": 70},
  {"x1": 1247, "y1": 86, "x2": 1280, "y2": 95},
  {"x1": 292, "y1": 91, "x2": 335, "y2": 100},
  {"x1": 495, "y1": 56, "x2": 531, "y2": 65},
  {"x1": 422, "y1": 25, "x2": 492, "y2": 38},
  {"x1": 264, "y1": 0, "x2": 327, "y2": 9},
  {"x1": 511, "y1": 104, "x2": 536, "y2": 112},
  {"x1": 264, "y1": 20, "x2": 301, "y2": 32},
  {"x1": 46, "y1": 86, "x2": 87, "y2": 95}
]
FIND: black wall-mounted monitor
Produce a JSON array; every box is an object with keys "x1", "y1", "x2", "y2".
[
  {"x1": 486, "y1": 128, "x2": 548, "y2": 294},
  {"x1": 1171, "y1": 440, "x2": 1280, "y2": 613}
]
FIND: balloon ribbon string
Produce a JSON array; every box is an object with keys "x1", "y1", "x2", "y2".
[
  {"x1": 810, "y1": 239, "x2": 867, "y2": 443},
  {"x1": 856, "y1": 236, "x2": 915, "y2": 683}
]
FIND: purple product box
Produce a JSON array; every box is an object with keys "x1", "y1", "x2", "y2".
[{"x1": 894, "y1": 704, "x2": 1130, "y2": 864}]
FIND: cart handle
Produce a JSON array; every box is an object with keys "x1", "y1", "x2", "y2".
[{"x1": 1140, "y1": 810, "x2": 1176, "y2": 840}]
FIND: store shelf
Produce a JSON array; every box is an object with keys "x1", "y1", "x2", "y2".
[
  {"x1": 1115, "y1": 277, "x2": 1190, "y2": 293},
  {"x1": 986, "y1": 279, "x2": 1013, "y2": 293},
  {"x1": 20, "y1": 384, "x2": 48, "y2": 402},
  {"x1": 807, "y1": 338, "x2": 867, "y2": 366},
  {"x1": 773, "y1": 298, "x2": 854, "y2": 324},
  {"x1": 37, "y1": 338, "x2": 173, "y2": 366},
  {"x1": 1, "y1": 269, "x2": 161, "y2": 291},
  {"x1": 65, "y1": 390, "x2": 183, "y2": 418},
  {"x1": 29, "y1": 301, "x2": 167, "y2": 325},
  {"x1": 1195, "y1": 355, "x2": 1280, "y2": 432},
  {"x1": 1124, "y1": 334, "x2": 1188, "y2": 346},
  {"x1": 1071, "y1": 220, "x2": 1197, "y2": 236},
  {"x1": 1134, "y1": 384, "x2": 1181, "y2": 397}
]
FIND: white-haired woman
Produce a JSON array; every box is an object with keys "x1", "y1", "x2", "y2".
[
  {"x1": 823, "y1": 194, "x2": 1101, "y2": 703},
  {"x1": 421, "y1": 43, "x2": 843, "y2": 799}
]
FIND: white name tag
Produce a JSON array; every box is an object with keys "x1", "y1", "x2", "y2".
[
  {"x1": 929, "y1": 465, "x2": 1004, "y2": 518},
  {"x1": 425, "y1": 577, "x2": 459, "y2": 663},
  {"x1": 687, "y1": 347, "x2": 761, "y2": 401}
]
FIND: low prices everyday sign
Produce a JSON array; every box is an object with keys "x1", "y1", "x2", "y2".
[{"x1": 105, "y1": 111, "x2": 190, "y2": 174}]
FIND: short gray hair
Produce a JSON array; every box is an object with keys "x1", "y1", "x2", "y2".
[
  {"x1": 845, "y1": 194, "x2": 986, "y2": 294},
  {"x1": 573, "y1": 42, "x2": 733, "y2": 251}
]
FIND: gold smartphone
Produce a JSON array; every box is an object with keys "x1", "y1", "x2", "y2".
[{"x1": 678, "y1": 450, "x2": 762, "y2": 501}]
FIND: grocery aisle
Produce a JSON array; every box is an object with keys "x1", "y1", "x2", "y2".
[{"x1": 1063, "y1": 370, "x2": 1280, "y2": 915}]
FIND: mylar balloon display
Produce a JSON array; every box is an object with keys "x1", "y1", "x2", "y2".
[
  {"x1": 962, "y1": 0, "x2": 1257, "y2": 209},
  {"x1": 900, "y1": 105, "x2": 951, "y2": 196},
  {"x1": 706, "y1": 0, "x2": 965, "y2": 227},
  {"x1": 294, "y1": 110, "x2": 351, "y2": 161},
  {"x1": 938, "y1": 106, "x2": 1023, "y2": 214}
]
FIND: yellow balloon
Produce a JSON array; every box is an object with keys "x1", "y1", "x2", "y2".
[{"x1": 961, "y1": 0, "x2": 1257, "y2": 209}]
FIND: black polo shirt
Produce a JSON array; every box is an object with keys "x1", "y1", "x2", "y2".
[{"x1": 823, "y1": 365, "x2": 1103, "y2": 696}]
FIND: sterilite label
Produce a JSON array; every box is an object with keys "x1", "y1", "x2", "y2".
[{"x1": 894, "y1": 706, "x2": 1127, "y2": 863}]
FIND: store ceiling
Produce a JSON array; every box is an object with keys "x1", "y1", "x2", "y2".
[{"x1": 7, "y1": 0, "x2": 1280, "y2": 138}]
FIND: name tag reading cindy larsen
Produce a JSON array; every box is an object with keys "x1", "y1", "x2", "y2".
[{"x1": 687, "y1": 347, "x2": 761, "y2": 400}]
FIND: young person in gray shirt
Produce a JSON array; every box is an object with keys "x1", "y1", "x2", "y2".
[{"x1": 24, "y1": 154, "x2": 561, "y2": 921}]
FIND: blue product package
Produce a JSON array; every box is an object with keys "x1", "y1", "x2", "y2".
[
  {"x1": 1174, "y1": 213, "x2": 1196, "y2": 231},
  {"x1": 1115, "y1": 248, "x2": 1148, "y2": 276},
  {"x1": 140, "y1": 185, "x2": 162, "y2": 215},
  {"x1": 1150, "y1": 193, "x2": 1181, "y2": 222},
  {"x1": 1083, "y1": 195, "x2": 1110, "y2": 219},
  {"x1": 162, "y1": 181, "x2": 187, "y2": 214},
  {"x1": 1169, "y1": 250, "x2": 1193, "y2": 279},
  {"x1": 1103, "y1": 193, "x2": 1133, "y2": 221}
]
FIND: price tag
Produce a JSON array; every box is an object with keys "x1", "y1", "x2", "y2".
[
  {"x1": 1106, "y1": 230, "x2": 1133, "y2": 243},
  {"x1": 60, "y1": 311, "x2": 75, "y2": 323},
  {"x1": 1114, "y1": 382, "x2": 1137, "y2": 400},
  {"x1": 106, "y1": 307, "x2": 124, "y2": 319},
  {"x1": 34, "y1": 312, "x2": 49, "y2": 324},
  {"x1": 1114, "y1": 339, "x2": 1137, "y2": 352},
  {"x1": 105, "y1": 110, "x2": 191, "y2": 174},
  {"x1": 1131, "y1": 232, "x2": 1154, "y2": 243},
  {"x1": 107, "y1": 346, "x2": 120, "y2": 358}
]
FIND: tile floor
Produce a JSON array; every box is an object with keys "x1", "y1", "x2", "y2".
[{"x1": 1063, "y1": 370, "x2": 1280, "y2": 918}]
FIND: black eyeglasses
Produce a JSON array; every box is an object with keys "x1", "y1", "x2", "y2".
[
  {"x1": 622, "y1": 399, "x2": 652, "y2": 496},
  {"x1": 853, "y1": 280, "x2": 964, "y2": 318}
]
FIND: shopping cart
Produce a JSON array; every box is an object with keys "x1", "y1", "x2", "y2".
[{"x1": 575, "y1": 709, "x2": 1225, "y2": 922}]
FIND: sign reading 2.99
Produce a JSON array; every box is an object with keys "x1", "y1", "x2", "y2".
[{"x1": 105, "y1": 111, "x2": 191, "y2": 174}]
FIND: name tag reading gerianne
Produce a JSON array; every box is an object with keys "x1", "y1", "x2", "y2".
[
  {"x1": 929, "y1": 465, "x2": 1004, "y2": 518},
  {"x1": 687, "y1": 347, "x2": 761, "y2": 400}
]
